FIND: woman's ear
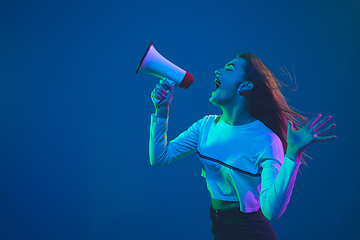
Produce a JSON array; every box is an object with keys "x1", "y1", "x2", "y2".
[
  {"x1": 239, "y1": 81, "x2": 253, "y2": 101},
  {"x1": 238, "y1": 81, "x2": 253, "y2": 93}
]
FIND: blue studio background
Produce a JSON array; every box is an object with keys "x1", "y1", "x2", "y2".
[{"x1": 1, "y1": 0, "x2": 359, "y2": 239}]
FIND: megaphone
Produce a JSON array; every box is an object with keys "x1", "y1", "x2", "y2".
[{"x1": 135, "y1": 43, "x2": 194, "y2": 104}]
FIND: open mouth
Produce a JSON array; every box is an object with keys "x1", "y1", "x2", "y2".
[{"x1": 215, "y1": 79, "x2": 221, "y2": 90}]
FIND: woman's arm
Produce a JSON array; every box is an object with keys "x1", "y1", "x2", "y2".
[
  {"x1": 260, "y1": 114, "x2": 336, "y2": 221},
  {"x1": 260, "y1": 154, "x2": 301, "y2": 221},
  {"x1": 149, "y1": 114, "x2": 204, "y2": 166},
  {"x1": 149, "y1": 78, "x2": 205, "y2": 166}
]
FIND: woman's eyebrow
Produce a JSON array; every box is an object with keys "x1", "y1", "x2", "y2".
[{"x1": 225, "y1": 63, "x2": 237, "y2": 69}]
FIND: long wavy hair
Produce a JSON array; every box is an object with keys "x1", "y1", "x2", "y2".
[{"x1": 237, "y1": 53, "x2": 311, "y2": 167}]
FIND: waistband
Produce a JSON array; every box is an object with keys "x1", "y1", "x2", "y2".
[{"x1": 210, "y1": 204, "x2": 262, "y2": 221}]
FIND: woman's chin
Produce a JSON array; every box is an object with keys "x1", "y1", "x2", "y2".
[{"x1": 209, "y1": 95, "x2": 220, "y2": 106}]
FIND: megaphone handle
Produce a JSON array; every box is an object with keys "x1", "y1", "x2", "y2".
[{"x1": 153, "y1": 78, "x2": 175, "y2": 105}]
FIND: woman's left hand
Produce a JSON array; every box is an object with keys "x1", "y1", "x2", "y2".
[{"x1": 286, "y1": 114, "x2": 337, "y2": 158}]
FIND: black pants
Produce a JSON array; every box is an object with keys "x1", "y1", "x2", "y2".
[{"x1": 210, "y1": 204, "x2": 277, "y2": 240}]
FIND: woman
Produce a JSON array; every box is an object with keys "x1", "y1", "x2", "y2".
[{"x1": 149, "y1": 53, "x2": 336, "y2": 240}]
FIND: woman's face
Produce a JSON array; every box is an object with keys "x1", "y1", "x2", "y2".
[{"x1": 209, "y1": 57, "x2": 248, "y2": 106}]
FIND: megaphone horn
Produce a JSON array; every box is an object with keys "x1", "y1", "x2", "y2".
[{"x1": 135, "y1": 43, "x2": 194, "y2": 89}]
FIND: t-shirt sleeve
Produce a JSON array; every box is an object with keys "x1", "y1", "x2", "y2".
[
  {"x1": 259, "y1": 136, "x2": 301, "y2": 221},
  {"x1": 149, "y1": 114, "x2": 205, "y2": 167}
]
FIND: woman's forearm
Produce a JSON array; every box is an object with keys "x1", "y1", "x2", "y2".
[{"x1": 260, "y1": 156, "x2": 301, "y2": 221}]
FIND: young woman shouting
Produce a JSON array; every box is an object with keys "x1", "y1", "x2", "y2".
[{"x1": 149, "y1": 53, "x2": 336, "y2": 240}]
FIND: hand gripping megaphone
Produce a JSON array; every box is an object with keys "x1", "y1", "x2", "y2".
[{"x1": 135, "y1": 43, "x2": 194, "y2": 104}]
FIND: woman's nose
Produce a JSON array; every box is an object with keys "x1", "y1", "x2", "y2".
[{"x1": 215, "y1": 69, "x2": 221, "y2": 75}]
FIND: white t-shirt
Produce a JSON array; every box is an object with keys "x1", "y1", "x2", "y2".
[{"x1": 149, "y1": 114, "x2": 301, "y2": 221}]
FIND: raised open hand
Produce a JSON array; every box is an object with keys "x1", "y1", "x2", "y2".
[{"x1": 286, "y1": 114, "x2": 337, "y2": 157}]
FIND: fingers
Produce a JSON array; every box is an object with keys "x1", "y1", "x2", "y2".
[
  {"x1": 161, "y1": 78, "x2": 175, "y2": 93},
  {"x1": 309, "y1": 114, "x2": 337, "y2": 142},
  {"x1": 312, "y1": 115, "x2": 332, "y2": 132},
  {"x1": 308, "y1": 114, "x2": 323, "y2": 128},
  {"x1": 151, "y1": 78, "x2": 176, "y2": 105},
  {"x1": 156, "y1": 83, "x2": 167, "y2": 95},
  {"x1": 315, "y1": 135, "x2": 337, "y2": 142},
  {"x1": 151, "y1": 79, "x2": 173, "y2": 100},
  {"x1": 316, "y1": 123, "x2": 336, "y2": 136},
  {"x1": 152, "y1": 88, "x2": 166, "y2": 100},
  {"x1": 151, "y1": 80, "x2": 168, "y2": 100},
  {"x1": 159, "y1": 79, "x2": 168, "y2": 88},
  {"x1": 308, "y1": 114, "x2": 337, "y2": 141}
]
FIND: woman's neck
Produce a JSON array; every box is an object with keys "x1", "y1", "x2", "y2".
[{"x1": 220, "y1": 105, "x2": 256, "y2": 126}]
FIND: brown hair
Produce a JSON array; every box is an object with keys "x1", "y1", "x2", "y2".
[{"x1": 237, "y1": 53, "x2": 311, "y2": 167}]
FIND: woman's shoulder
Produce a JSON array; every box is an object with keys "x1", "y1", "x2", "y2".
[
  {"x1": 256, "y1": 121, "x2": 282, "y2": 142},
  {"x1": 191, "y1": 114, "x2": 220, "y2": 128},
  {"x1": 202, "y1": 114, "x2": 221, "y2": 124},
  {"x1": 194, "y1": 114, "x2": 219, "y2": 122}
]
